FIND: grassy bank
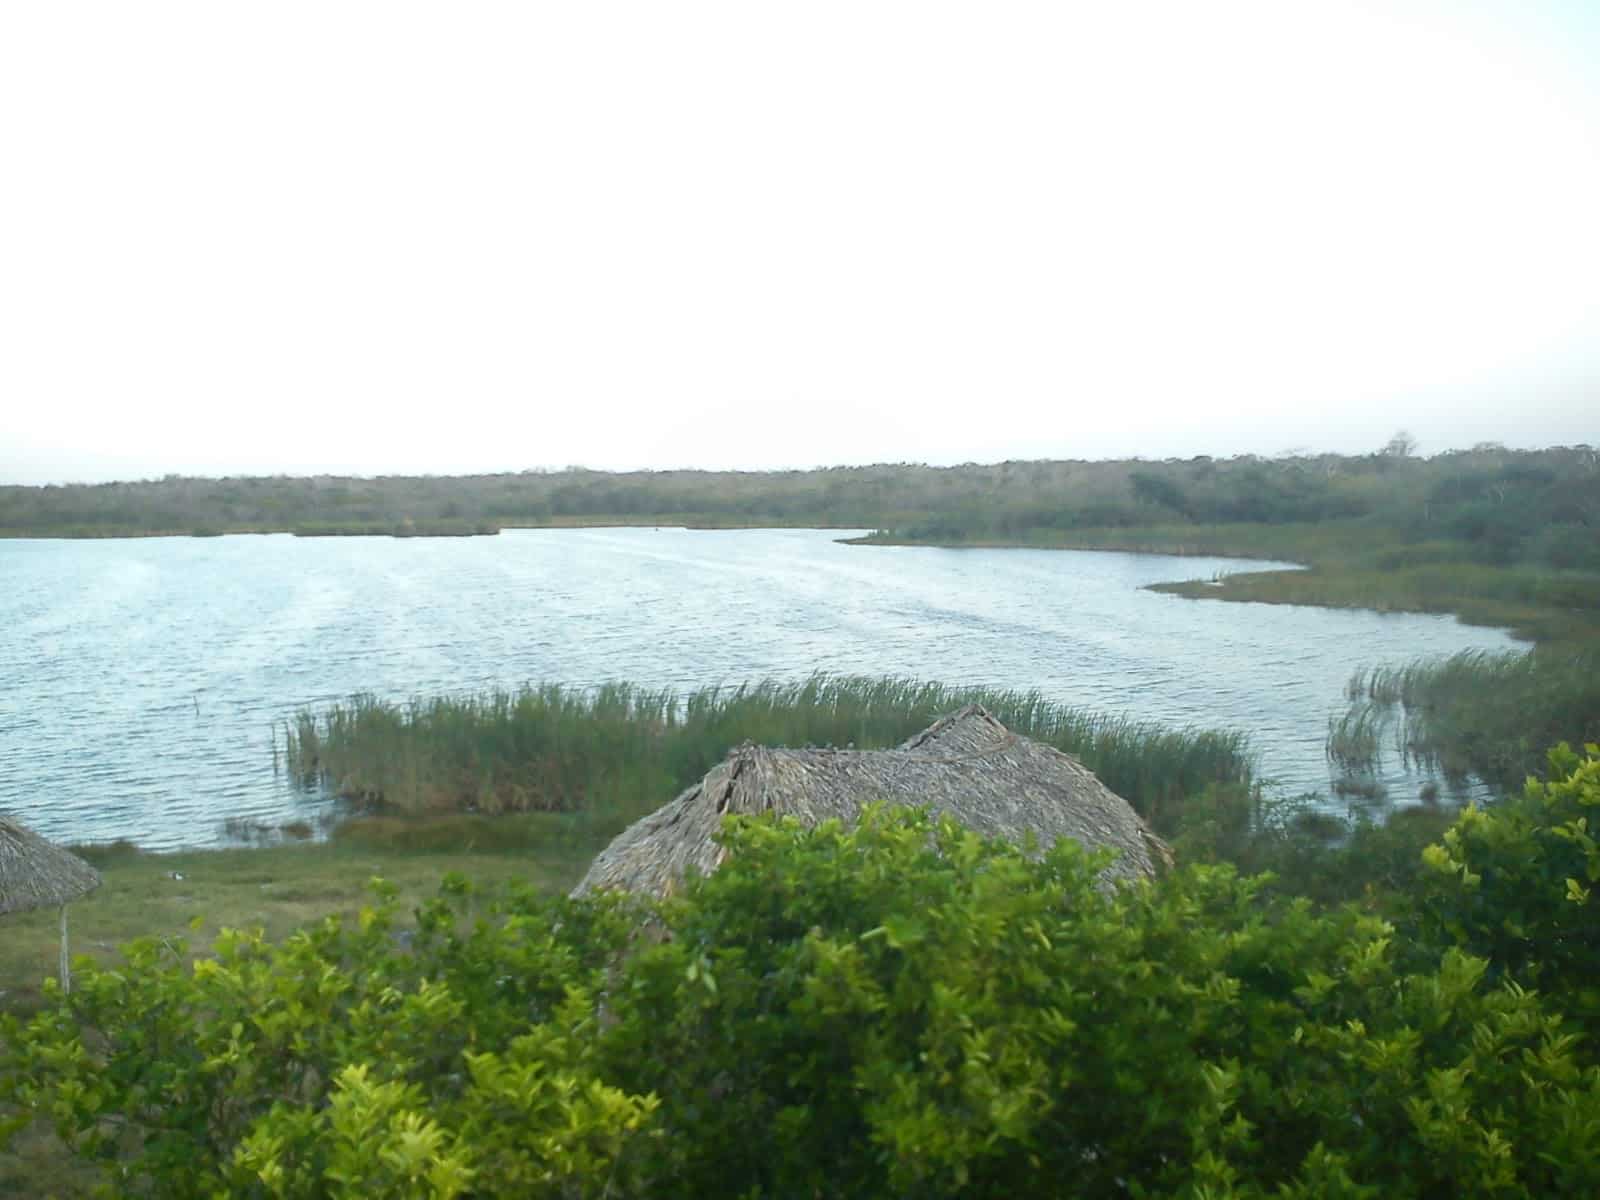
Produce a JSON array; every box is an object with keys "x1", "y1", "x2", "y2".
[
  {"x1": 1154, "y1": 555, "x2": 1599, "y2": 643},
  {"x1": 283, "y1": 676, "x2": 1257, "y2": 837},
  {"x1": 0, "y1": 814, "x2": 605, "y2": 1019},
  {"x1": 854, "y1": 521, "x2": 1600, "y2": 643}
]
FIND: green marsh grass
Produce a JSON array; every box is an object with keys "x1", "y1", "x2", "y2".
[
  {"x1": 1175, "y1": 560, "x2": 1600, "y2": 642},
  {"x1": 1333, "y1": 647, "x2": 1600, "y2": 787},
  {"x1": 1325, "y1": 705, "x2": 1386, "y2": 775},
  {"x1": 282, "y1": 675, "x2": 1257, "y2": 836}
]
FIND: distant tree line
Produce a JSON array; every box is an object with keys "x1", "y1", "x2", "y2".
[{"x1": 2, "y1": 445, "x2": 1597, "y2": 570}]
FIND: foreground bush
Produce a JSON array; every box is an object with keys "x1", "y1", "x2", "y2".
[
  {"x1": 1418, "y1": 741, "x2": 1600, "y2": 1021},
  {"x1": 602, "y1": 810, "x2": 1600, "y2": 1197},
  {"x1": 0, "y1": 881, "x2": 657, "y2": 1198},
  {"x1": 6, "y1": 762, "x2": 1600, "y2": 1196}
]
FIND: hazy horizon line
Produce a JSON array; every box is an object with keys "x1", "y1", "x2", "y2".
[{"x1": 8, "y1": 440, "x2": 1598, "y2": 490}]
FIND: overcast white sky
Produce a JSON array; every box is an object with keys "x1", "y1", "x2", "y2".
[{"x1": 2, "y1": 1, "x2": 1596, "y2": 484}]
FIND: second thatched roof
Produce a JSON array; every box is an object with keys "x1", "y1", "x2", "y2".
[
  {"x1": 0, "y1": 814, "x2": 102, "y2": 915},
  {"x1": 574, "y1": 705, "x2": 1171, "y2": 900}
]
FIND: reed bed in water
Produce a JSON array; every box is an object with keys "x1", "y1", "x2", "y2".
[
  {"x1": 1329, "y1": 647, "x2": 1600, "y2": 788},
  {"x1": 282, "y1": 676, "x2": 1256, "y2": 833},
  {"x1": 1326, "y1": 708, "x2": 1382, "y2": 773}
]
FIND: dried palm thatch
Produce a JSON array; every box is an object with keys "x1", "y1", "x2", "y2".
[
  {"x1": 575, "y1": 705, "x2": 1172, "y2": 899},
  {"x1": 0, "y1": 814, "x2": 102, "y2": 993}
]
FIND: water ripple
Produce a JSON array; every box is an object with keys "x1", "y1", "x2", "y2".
[{"x1": 0, "y1": 529, "x2": 1518, "y2": 849}]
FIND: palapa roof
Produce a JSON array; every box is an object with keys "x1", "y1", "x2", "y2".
[
  {"x1": 0, "y1": 814, "x2": 102, "y2": 915},
  {"x1": 574, "y1": 705, "x2": 1171, "y2": 899}
]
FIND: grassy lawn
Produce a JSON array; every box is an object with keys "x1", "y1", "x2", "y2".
[{"x1": 1, "y1": 814, "x2": 608, "y2": 1015}]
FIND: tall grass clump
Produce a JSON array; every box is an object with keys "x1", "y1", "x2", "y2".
[
  {"x1": 1324, "y1": 705, "x2": 1385, "y2": 775},
  {"x1": 282, "y1": 675, "x2": 1256, "y2": 834},
  {"x1": 1333, "y1": 646, "x2": 1600, "y2": 788}
]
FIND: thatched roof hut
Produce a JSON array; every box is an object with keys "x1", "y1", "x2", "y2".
[
  {"x1": 1, "y1": 814, "x2": 102, "y2": 993},
  {"x1": 574, "y1": 705, "x2": 1171, "y2": 900},
  {"x1": 0, "y1": 815, "x2": 101, "y2": 916}
]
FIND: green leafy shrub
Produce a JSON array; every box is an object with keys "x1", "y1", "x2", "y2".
[
  {"x1": 7, "y1": 793, "x2": 1600, "y2": 1196},
  {"x1": 602, "y1": 807, "x2": 1600, "y2": 1197},
  {"x1": 0, "y1": 878, "x2": 657, "y2": 1197},
  {"x1": 1418, "y1": 742, "x2": 1600, "y2": 1022}
]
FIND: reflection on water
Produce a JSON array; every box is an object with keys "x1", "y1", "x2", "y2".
[{"x1": 0, "y1": 529, "x2": 1519, "y2": 849}]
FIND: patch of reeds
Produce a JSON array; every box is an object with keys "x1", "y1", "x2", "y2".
[
  {"x1": 281, "y1": 675, "x2": 1257, "y2": 834},
  {"x1": 1325, "y1": 706, "x2": 1386, "y2": 775},
  {"x1": 1332, "y1": 647, "x2": 1600, "y2": 788},
  {"x1": 1329, "y1": 775, "x2": 1386, "y2": 803}
]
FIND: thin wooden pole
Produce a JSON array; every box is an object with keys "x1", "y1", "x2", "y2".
[{"x1": 59, "y1": 904, "x2": 70, "y2": 995}]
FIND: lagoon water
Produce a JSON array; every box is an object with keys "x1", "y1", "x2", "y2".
[{"x1": 1, "y1": 528, "x2": 1520, "y2": 850}]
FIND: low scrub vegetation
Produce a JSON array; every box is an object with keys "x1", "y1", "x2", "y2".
[
  {"x1": 4, "y1": 745, "x2": 1599, "y2": 1196},
  {"x1": 5, "y1": 444, "x2": 1596, "y2": 569},
  {"x1": 859, "y1": 445, "x2": 1600, "y2": 575},
  {"x1": 283, "y1": 675, "x2": 1257, "y2": 836}
]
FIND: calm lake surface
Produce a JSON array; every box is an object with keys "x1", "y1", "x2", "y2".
[{"x1": 1, "y1": 528, "x2": 1520, "y2": 850}]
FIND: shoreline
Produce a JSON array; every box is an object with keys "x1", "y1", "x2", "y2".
[{"x1": 846, "y1": 531, "x2": 1590, "y2": 643}]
